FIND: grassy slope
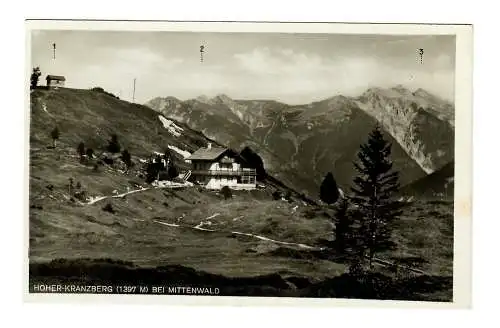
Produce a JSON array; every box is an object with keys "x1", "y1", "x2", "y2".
[
  {"x1": 29, "y1": 87, "x2": 453, "y2": 300},
  {"x1": 30, "y1": 88, "x2": 218, "y2": 170},
  {"x1": 29, "y1": 87, "x2": 338, "y2": 279}
]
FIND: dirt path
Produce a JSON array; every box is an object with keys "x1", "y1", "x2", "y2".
[
  {"x1": 87, "y1": 187, "x2": 150, "y2": 205},
  {"x1": 152, "y1": 218, "x2": 322, "y2": 251},
  {"x1": 230, "y1": 231, "x2": 318, "y2": 250}
]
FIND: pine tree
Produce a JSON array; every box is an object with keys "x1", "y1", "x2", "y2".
[
  {"x1": 50, "y1": 126, "x2": 60, "y2": 148},
  {"x1": 350, "y1": 125, "x2": 403, "y2": 268},
  {"x1": 320, "y1": 172, "x2": 339, "y2": 205},
  {"x1": 30, "y1": 67, "x2": 41, "y2": 90}
]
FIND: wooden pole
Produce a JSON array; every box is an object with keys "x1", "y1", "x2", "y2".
[{"x1": 133, "y1": 78, "x2": 136, "y2": 102}]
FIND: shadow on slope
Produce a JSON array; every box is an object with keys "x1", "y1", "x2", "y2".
[{"x1": 29, "y1": 258, "x2": 452, "y2": 301}]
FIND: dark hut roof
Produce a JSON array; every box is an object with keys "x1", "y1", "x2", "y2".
[
  {"x1": 46, "y1": 75, "x2": 66, "y2": 81},
  {"x1": 187, "y1": 147, "x2": 228, "y2": 161}
]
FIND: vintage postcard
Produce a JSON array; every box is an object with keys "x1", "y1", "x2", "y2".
[{"x1": 24, "y1": 20, "x2": 472, "y2": 308}]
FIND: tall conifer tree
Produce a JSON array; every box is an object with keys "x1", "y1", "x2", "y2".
[{"x1": 350, "y1": 125, "x2": 403, "y2": 268}]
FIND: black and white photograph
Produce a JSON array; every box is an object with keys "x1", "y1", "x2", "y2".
[{"x1": 25, "y1": 21, "x2": 472, "y2": 305}]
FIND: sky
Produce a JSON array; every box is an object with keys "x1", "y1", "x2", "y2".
[{"x1": 31, "y1": 30, "x2": 456, "y2": 104}]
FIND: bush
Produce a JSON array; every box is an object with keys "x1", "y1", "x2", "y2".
[
  {"x1": 167, "y1": 164, "x2": 179, "y2": 180},
  {"x1": 102, "y1": 157, "x2": 114, "y2": 165},
  {"x1": 272, "y1": 191, "x2": 282, "y2": 201},
  {"x1": 107, "y1": 134, "x2": 121, "y2": 153},
  {"x1": 50, "y1": 126, "x2": 60, "y2": 147},
  {"x1": 158, "y1": 171, "x2": 170, "y2": 181},
  {"x1": 121, "y1": 149, "x2": 132, "y2": 169},
  {"x1": 304, "y1": 209, "x2": 317, "y2": 219},
  {"x1": 145, "y1": 161, "x2": 162, "y2": 183},
  {"x1": 221, "y1": 186, "x2": 232, "y2": 200},
  {"x1": 86, "y1": 148, "x2": 94, "y2": 159},
  {"x1": 102, "y1": 203, "x2": 115, "y2": 214},
  {"x1": 74, "y1": 190, "x2": 87, "y2": 202},
  {"x1": 77, "y1": 142, "x2": 85, "y2": 157}
]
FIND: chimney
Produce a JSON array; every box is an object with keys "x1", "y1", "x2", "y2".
[{"x1": 207, "y1": 142, "x2": 212, "y2": 150}]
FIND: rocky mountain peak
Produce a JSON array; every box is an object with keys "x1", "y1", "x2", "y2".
[
  {"x1": 195, "y1": 95, "x2": 212, "y2": 104},
  {"x1": 212, "y1": 94, "x2": 233, "y2": 103},
  {"x1": 391, "y1": 84, "x2": 412, "y2": 95}
]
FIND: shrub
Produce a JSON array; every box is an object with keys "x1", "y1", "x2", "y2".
[
  {"x1": 167, "y1": 164, "x2": 179, "y2": 180},
  {"x1": 158, "y1": 171, "x2": 170, "y2": 181},
  {"x1": 74, "y1": 190, "x2": 87, "y2": 202},
  {"x1": 121, "y1": 149, "x2": 132, "y2": 169},
  {"x1": 102, "y1": 157, "x2": 114, "y2": 165},
  {"x1": 102, "y1": 203, "x2": 115, "y2": 214},
  {"x1": 272, "y1": 191, "x2": 282, "y2": 200},
  {"x1": 86, "y1": 148, "x2": 94, "y2": 159},
  {"x1": 107, "y1": 134, "x2": 121, "y2": 153},
  {"x1": 77, "y1": 142, "x2": 85, "y2": 157},
  {"x1": 50, "y1": 126, "x2": 60, "y2": 148},
  {"x1": 221, "y1": 186, "x2": 232, "y2": 200},
  {"x1": 304, "y1": 209, "x2": 317, "y2": 219},
  {"x1": 145, "y1": 161, "x2": 163, "y2": 183}
]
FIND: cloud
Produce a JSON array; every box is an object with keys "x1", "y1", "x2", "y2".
[
  {"x1": 231, "y1": 47, "x2": 454, "y2": 103},
  {"x1": 234, "y1": 47, "x2": 324, "y2": 76},
  {"x1": 31, "y1": 31, "x2": 455, "y2": 104}
]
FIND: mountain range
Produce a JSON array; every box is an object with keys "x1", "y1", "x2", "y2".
[{"x1": 145, "y1": 86, "x2": 455, "y2": 198}]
